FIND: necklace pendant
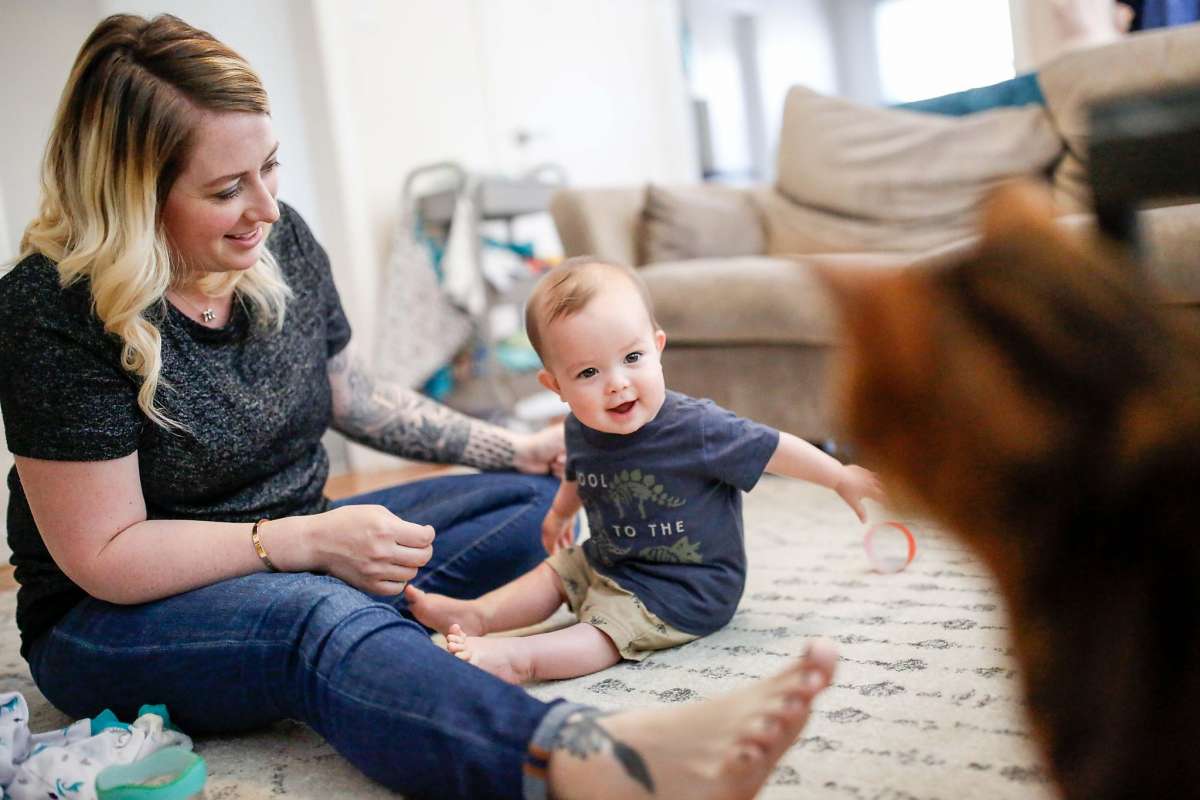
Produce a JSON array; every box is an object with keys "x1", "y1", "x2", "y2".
[{"x1": 201, "y1": 308, "x2": 216, "y2": 323}]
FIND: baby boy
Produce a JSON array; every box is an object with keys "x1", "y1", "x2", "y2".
[{"x1": 405, "y1": 257, "x2": 883, "y2": 683}]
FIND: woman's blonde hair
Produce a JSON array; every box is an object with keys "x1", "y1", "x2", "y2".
[{"x1": 20, "y1": 13, "x2": 292, "y2": 430}]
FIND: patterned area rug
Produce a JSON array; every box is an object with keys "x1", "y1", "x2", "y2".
[{"x1": 0, "y1": 478, "x2": 1056, "y2": 799}]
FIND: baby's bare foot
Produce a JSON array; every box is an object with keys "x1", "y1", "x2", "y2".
[
  {"x1": 547, "y1": 639, "x2": 838, "y2": 800},
  {"x1": 446, "y1": 624, "x2": 532, "y2": 684},
  {"x1": 404, "y1": 584, "x2": 487, "y2": 636}
]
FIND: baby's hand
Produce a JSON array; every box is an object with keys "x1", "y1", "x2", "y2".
[
  {"x1": 541, "y1": 508, "x2": 575, "y2": 555},
  {"x1": 835, "y1": 465, "x2": 886, "y2": 523}
]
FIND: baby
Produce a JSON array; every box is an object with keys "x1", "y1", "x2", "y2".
[{"x1": 405, "y1": 257, "x2": 883, "y2": 683}]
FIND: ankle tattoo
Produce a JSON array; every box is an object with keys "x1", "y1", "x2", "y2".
[{"x1": 553, "y1": 710, "x2": 655, "y2": 793}]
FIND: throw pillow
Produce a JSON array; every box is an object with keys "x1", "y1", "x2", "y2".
[
  {"x1": 751, "y1": 187, "x2": 978, "y2": 256},
  {"x1": 638, "y1": 184, "x2": 765, "y2": 265},
  {"x1": 774, "y1": 86, "x2": 1063, "y2": 224},
  {"x1": 894, "y1": 72, "x2": 1044, "y2": 116}
]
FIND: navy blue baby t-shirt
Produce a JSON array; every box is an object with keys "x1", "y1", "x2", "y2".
[{"x1": 565, "y1": 391, "x2": 780, "y2": 636}]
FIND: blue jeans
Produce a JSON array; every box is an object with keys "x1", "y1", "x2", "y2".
[{"x1": 27, "y1": 473, "x2": 581, "y2": 800}]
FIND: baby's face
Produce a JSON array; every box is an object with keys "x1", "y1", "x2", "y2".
[{"x1": 538, "y1": 280, "x2": 667, "y2": 435}]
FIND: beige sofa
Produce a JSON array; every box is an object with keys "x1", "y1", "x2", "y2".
[{"x1": 550, "y1": 23, "x2": 1200, "y2": 442}]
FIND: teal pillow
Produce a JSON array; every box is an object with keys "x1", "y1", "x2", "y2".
[{"x1": 894, "y1": 72, "x2": 1044, "y2": 116}]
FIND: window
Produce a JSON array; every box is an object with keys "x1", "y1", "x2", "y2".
[{"x1": 874, "y1": 0, "x2": 1016, "y2": 103}]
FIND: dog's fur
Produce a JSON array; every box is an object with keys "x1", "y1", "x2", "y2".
[{"x1": 825, "y1": 182, "x2": 1200, "y2": 799}]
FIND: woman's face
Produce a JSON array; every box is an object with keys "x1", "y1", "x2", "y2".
[{"x1": 161, "y1": 111, "x2": 280, "y2": 280}]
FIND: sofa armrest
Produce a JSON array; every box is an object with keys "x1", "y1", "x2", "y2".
[{"x1": 550, "y1": 187, "x2": 646, "y2": 266}]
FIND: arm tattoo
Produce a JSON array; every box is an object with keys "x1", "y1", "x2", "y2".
[
  {"x1": 552, "y1": 709, "x2": 655, "y2": 793},
  {"x1": 328, "y1": 350, "x2": 516, "y2": 469}
]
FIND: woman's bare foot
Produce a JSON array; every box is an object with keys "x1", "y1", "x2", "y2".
[
  {"x1": 404, "y1": 584, "x2": 488, "y2": 636},
  {"x1": 446, "y1": 623, "x2": 531, "y2": 684},
  {"x1": 545, "y1": 639, "x2": 838, "y2": 800}
]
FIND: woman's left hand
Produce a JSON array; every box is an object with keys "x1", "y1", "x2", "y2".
[{"x1": 512, "y1": 422, "x2": 566, "y2": 478}]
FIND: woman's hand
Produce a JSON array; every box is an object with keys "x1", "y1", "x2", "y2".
[
  {"x1": 542, "y1": 508, "x2": 575, "y2": 555},
  {"x1": 512, "y1": 422, "x2": 566, "y2": 478},
  {"x1": 306, "y1": 505, "x2": 435, "y2": 595}
]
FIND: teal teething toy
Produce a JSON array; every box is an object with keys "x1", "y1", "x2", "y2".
[{"x1": 94, "y1": 747, "x2": 206, "y2": 800}]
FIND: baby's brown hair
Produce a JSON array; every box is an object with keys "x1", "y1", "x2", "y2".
[{"x1": 525, "y1": 256, "x2": 659, "y2": 367}]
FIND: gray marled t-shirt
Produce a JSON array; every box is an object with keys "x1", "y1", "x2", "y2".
[{"x1": 0, "y1": 202, "x2": 351, "y2": 656}]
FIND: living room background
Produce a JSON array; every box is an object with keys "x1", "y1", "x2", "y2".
[{"x1": 0, "y1": 0, "x2": 1047, "y2": 515}]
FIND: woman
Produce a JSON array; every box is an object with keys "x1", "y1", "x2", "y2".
[{"x1": 0, "y1": 14, "x2": 837, "y2": 799}]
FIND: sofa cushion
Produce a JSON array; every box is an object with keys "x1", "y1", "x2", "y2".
[
  {"x1": 639, "y1": 253, "x2": 913, "y2": 347},
  {"x1": 1038, "y1": 22, "x2": 1200, "y2": 207},
  {"x1": 638, "y1": 184, "x2": 765, "y2": 265},
  {"x1": 775, "y1": 86, "x2": 1063, "y2": 224}
]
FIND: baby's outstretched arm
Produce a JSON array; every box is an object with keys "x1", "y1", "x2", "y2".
[
  {"x1": 543, "y1": 479, "x2": 582, "y2": 554},
  {"x1": 766, "y1": 432, "x2": 885, "y2": 522}
]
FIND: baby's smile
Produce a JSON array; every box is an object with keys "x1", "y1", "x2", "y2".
[{"x1": 608, "y1": 399, "x2": 636, "y2": 416}]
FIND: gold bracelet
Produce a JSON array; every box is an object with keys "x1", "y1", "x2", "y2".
[{"x1": 251, "y1": 518, "x2": 279, "y2": 572}]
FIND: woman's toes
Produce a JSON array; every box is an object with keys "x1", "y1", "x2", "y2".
[
  {"x1": 805, "y1": 639, "x2": 839, "y2": 676},
  {"x1": 759, "y1": 715, "x2": 783, "y2": 738},
  {"x1": 783, "y1": 693, "x2": 812, "y2": 714},
  {"x1": 806, "y1": 672, "x2": 828, "y2": 694},
  {"x1": 731, "y1": 742, "x2": 768, "y2": 769},
  {"x1": 739, "y1": 713, "x2": 787, "y2": 754}
]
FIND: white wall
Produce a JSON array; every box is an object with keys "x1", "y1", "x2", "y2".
[
  {"x1": 0, "y1": 1, "x2": 101, "y2": 548},
  {"x1": 315, "y1": 0, "x2": 697, "y2": 326},
  {"x1": 0, "y1": 180, "x2": 11, "y2": 552},
  {"x1": 311, "y1": 0, "x2": 497, "y2": 370},
  {"x1": 0, "y1": 1, "x2": 100, "y2": 255},
  {"x1": 825, "y1": 0, "x2": 885, "y2": 105},
  {"x1": 684, "y1": 0, "x2": 753, "y2": 175},
  {"x1": 314, "y1": 0, "x2": 697, "y2": 472},
  {"x1": 682, "y1": 0, "x2": 836, "y2": 179},
  {"x1": 755, "y1": 0, "x2": 838, "y2": 175},
  {"x1": 478, "y1": 0, "x2": 697, "y2": 186}
]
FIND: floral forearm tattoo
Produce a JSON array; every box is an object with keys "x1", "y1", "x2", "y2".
[
  {"x1": 553, "y1": 710, "x2": 655, "y2": 793},
  {"x1": 327, "y1": 350, "x2": 516, "y2": 469}
]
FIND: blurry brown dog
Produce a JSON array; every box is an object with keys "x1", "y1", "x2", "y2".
[{"x1": 824, "y1": 181, "x2": 1200, "y2": 800}]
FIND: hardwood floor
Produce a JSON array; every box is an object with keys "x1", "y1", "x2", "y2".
[{"x1": 323, "y1": 464, "x2": 458, "y2": 500}]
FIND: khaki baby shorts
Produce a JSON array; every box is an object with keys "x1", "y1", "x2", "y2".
[{"x1": 545, "y1": 545, "x2": 698, "y2": 660}]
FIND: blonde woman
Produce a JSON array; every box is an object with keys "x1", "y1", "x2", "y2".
[{"x1": 0, "y1": 15, "x2": 837, "y2": 800}]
